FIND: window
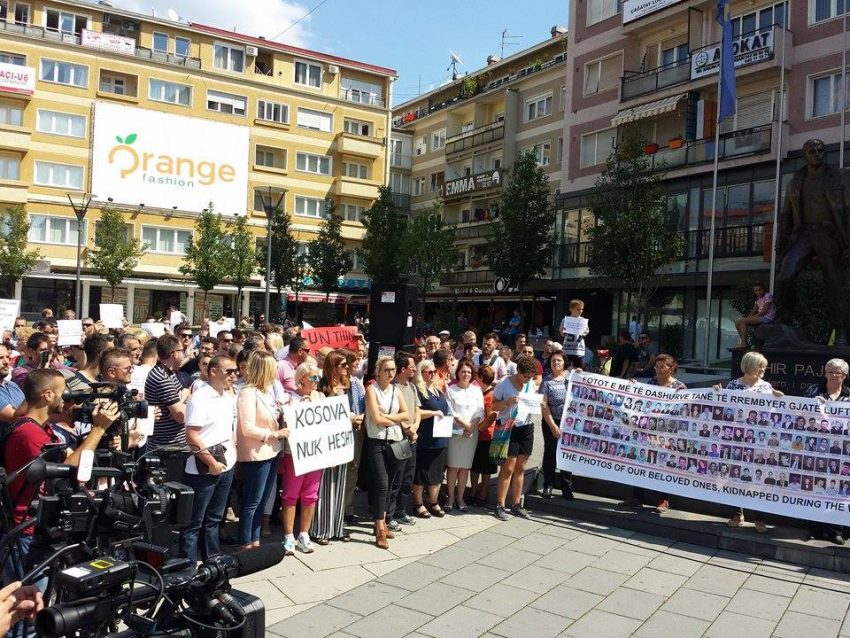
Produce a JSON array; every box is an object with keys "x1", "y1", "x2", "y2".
[
  {"x1": 340, "y1": 77, "x2": 383, "y2": 105},
  {"x1": 660, "y1": 44, "x2": 689, "y2": 68},
  {"x1": 40, "y1": 60, "x2": 88, "y2": 88},
  {"x1": 343, "y1": 118, "x2": 371, "y2": 136},
  {"x1": 45, "y1": 9, "x2": 87, "y2": 35},
  {"x1": 347, "y1": 250, "x2": 360, "y2": 271},
  {"x1": 214, "y1": 42, "x2": 245, "y2": 73},
  {"x1": 295, "y1": 152, "x2": 332, "y2": 175},
  {"x1": 810, "y1": 70, "x2": 849, "y2": 118},
  {"x1": 584, "y1": 54, "x2": 622, "y2": 95},
  {"x1": 99, "y1": 71, "x2": 137, "y2": 97},
  {"x1": 390, "y1": 139, "x2": 405, "y2": 165},
  {"x1": 175, "y1": 37, "x2": 190, "y2": 58},
  {"x1": 294, "y1": 60, "x2": 321, "y2": 88},
  {"x1": 252, "y1": 188, "x2": 286, "y2": 211},
  {"x1": 296, "y1": 241, "x2": 310, "y2": 256},
  {"x1": 736, "y1": 1, "x2": 787, "y2": 32},
  {"x1": 580, "y1": 128, "x2": 617, "y2": 168},
  {"x1": 524, "y1": 142, "x2": 551, "y2": 166},
  {"x1": 342, "y1": 203, "x2": 365, "y2": 222},
  {"x1": 34, "y1": 161, "x2": 83, "y2": 188},
  {"x1": 431, "y1": 128, "x2": 446, "y2": 151},
  {"x1": 296, "y1": 107, "x2": 332, "y2": 132},
  {"x1": 28, "y1": 215, "x2": 86, "y2": 245},
  {"x1": 206, "y1": 89, "x2": 246, "y2": 116},
  {"x1": 152, "y1": 32, "x2": 168, "y2": 52},
  {"x1": 429, "y1": 171, "x2": 445, "y2": 193},
  {"x1": 557, "y1": 137, "x2": 564, "y2": 164},
  {"x1": 149, "y1": 79, "x2": 191, "y2": 106},
  {"x1": 295, "y1": 196, "x2": 328, "y2": 218},
  {"x1": 14, "y1": 3, "x2": 29, "y2": 25},
  {"x1": 413, "y1": 177, "x2": 425, "y2": 196},
  {"x1": 414, "y1": 135, "x2": 426, "y2": 156},
  {"x1": 586, "y1": 0, "x2": 618, "y2": 25},
  {"x1": 0, "y1": 51, "x2": 24, "y2": 65},
  {"x1": 36, "y1": 110, "x2": 86, "y2": 138},
  {"x1": 141, "y1": 226, "x2": 191, "y2": 254},
  {"x1": 0, "y1": 103, "x2": 23, "y2": 126},
  {"x1": 257, "y1": 99, "x2": 289, "y2": 124},
  {"x1": 0, "y1": 154, "x2": 20, "y2": 180},
  {"x1": 343, "y1": 161, "x2": 369, "y2": 179},
  {"x1": 255, "y1": 146, "x2": 286, "y2": 169},
  {"x1": 526, "y1": 93, "x2": 553, "y2": 121}
]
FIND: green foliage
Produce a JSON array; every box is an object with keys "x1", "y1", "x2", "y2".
[
  {"x1": 225, "y1": 215, "x2": 256, "y2": 316},
  {"x1": 789, "y1": 268, "x2": 830, "y2": 344},
  {"x1": 400, "y1": 203, "x2": 459, "y2": 308},
  {"x1": 730, "y1": 275, "x2": 766, "y2": 317},
  {"x1": 87, "y1": 207, "x2": 146, "y2": 294},
  {"x1": 257, "y1": 205, "x2": 298, "y2": 296},
  {"x1": 0, "y1": 204, "x2": 39, "y2": 288},
  {"x1": 308, "y1": 202, "x2": 352, "y2": 300},
  {"x1": 289, "y1": 254, "x2": 310, "y2": 322},
  {"x1": 587, "y1": 135, "x2": 684, "y2": 325},
  {"x1": 180, "y1": 206, "x2": 229, "y2": 308},
  {"x1": 358, "y1": 186, "x2": 408, "y2": 284}
]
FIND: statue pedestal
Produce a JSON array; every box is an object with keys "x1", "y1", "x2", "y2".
[{"x1": 730, "y1": 345, "x2": 849, "y2": 396}]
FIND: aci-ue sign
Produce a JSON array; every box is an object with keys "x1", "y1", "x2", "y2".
[
  {"x1": 691, "y1": 29, "x2": 775, "y2": 80},
  {"x1": 0, "y1": 62, "x2": 35, "y2": 95}
]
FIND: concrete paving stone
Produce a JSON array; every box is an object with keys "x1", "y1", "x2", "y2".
[
  {"x1": 684, "y1": 563, "x2": 750, "y2": 596},
  {"x1": 788, "y1": 584, "x2": 850, "y2": 621},
  {"x1": 446, "y1": 524, "x2": 493, "y2": 540},
  {"x1": 624, "y1": 532, "x2": 675, "y2": 553},
  {"x1": 363, "y1": 556, "x2": 419, "y2": 578},
  {"x1": 645, "y1": 553, "x2": 704, "y2": 577},
  {"x1": 325, "y1": 634, "x2": 357, "y2": 638},
  {"x1": 452, "y1": 530, "x2": 518, "y2": 556},
  {"x1": 234, "y1": 549, "x2": 314, "y2": 584},
  {"x1": 561, "y1": 609, "x2": 643, "y2": 638},
  {"x1": 272, "y1": 565, "x2": 375, "y2": 605},
  {"x1": 378, "y1": 562, "x2": 452, "y2": 592},
  {"x1": 487, "y1": 517, "x2": 546, "y2": 539},
  {"x1": 725, "y1": 588, "x2": 790, "y2": 621},
  {"x1": 268, "y1": 603, "x2": 362, "y2": 638},
  {"x1": 534, "y1": 548, "x2": 598, "y2": 575},
  {"x1": 563, "y1": 566, "x2": 630, "y2": 596},
  {"x1": 419, "y1": 545, "x2": 487, "y2": 571},
  {"x1": 387, "y1": 529, "x2": 468, "y2": 559},
  {"x1": 633, "y1": 610, "x2": 710, "y2": 638},
  {"x1": 667, "y1": 541, "x2": 717, "y2": 562},
  {"x1": 706, "y1": 549, "x2": 760, "y2": 572},
  {"x1": 327, "y1": 581, "x2": 402, "y2": 615},
  {"x1": 704, "y1": 610, "x2": 776, "y2": 638},
  {"x1": 591, "y1": 549, "x2": 653, "y2": 575},
  {"x1": 264, "y1": 602, "x2": 319, "y2": 628},
  {"x1": 596, "y1": 586, "x2": 666, "y2": 621},
  {"x1": 345, "y1": 604, "x2": 433, "y2": 638},
  {"x1": 804, "y1": 568, "x2": 850, "y2": 594},
  {"x1": 489, "y1": 606, "x2": 573, "y2": 638},
  {"x1": 842, "y1": 608, "x2": 850, "y2": 636},
  {"x1": 230, "y1": 579, "x2": 293, "y2": 610},
  {"x1": 742, "y1": 572, "x2": 801, "y2": 598},
  {"x1": 534, "y1": 521, "x2": 583, "y2": 541},
  {"x1": 564, "y1": 532, "x2": 624, "y2": 556},
  {"x1": 296, "y1": 536, "x2": 399, "y2": 571},
  {"x1": 440, "y1": 562, "x2": 513, "y2": 592},
  {"x1": 416, "y1": 604, "x2": 504, "y2": 638},
  {"x1": 396, "y1": 581, "x2": 476, "y2": 616},
  {"x1": 464, "y1": 582, "x2": 541, "y2": 617},
  {"x1": 622, "y1": 568, "x2": 689, "y2": 597},
  {"x1": 660, "y1": 588, "x2": 730, "y2": 622},
  {"x1": 507, "y1": 564, "x2": 571, "y2": 594},
  {"x1": 508, "y1": 531, "x2": 571, "y2": 556},
  {"x1": 476, "y1": 546, "x2": 538, "y2": 571},
  {"x1": 531, "y1": 586, "x2": 604, "y2": 619},
  {"x1": 773, "y1": 611, "x2": 842, "y2": 638}
]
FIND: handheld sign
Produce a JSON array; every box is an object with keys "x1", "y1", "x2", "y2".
[
  {"x1": 301, "y1": 326, "x2": 360, "y2": 353},
  {"x1": 433, "y1": 414, "x2": 454, "y2": 438},
  {"x1": 0, "y1": 299, "x2": 20, "y2": 334},
  {"x1": 57, "y1": 320, "x2": 84, "y2": 347},
  {"x1": 283, "y1": 395, "x2": 354, "y2": 476},
  {"x1": 99, "y1": 304, "x2": 124, "y2": 329}
]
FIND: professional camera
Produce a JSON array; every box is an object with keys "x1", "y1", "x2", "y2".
[{"x1": 63, "y1": 382, "x2": 149, "y2": 423}]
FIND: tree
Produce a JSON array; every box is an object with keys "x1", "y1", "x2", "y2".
[
  {"x1": 180, "y1": 207, "x2": 229, "y2": 319},
  {"x1": 0, "y1": 205, "x2": 39, "y2": 297},
  {"x1": 358, "y1": 186, "x2": 407, "y2": 284},
  {"x1": 308, "y1": 201, "x2": 352, "y2": 302},
  {"x1": 87, "y1": 207, "x2": 145, "y2": 297},
  {"x1": 586, "y1": 135, "x2": 684, "y2": 327},
  {"x1": 488, "y1": 152, "x2": 557, "y2": 332},
  {"x1": 226, "y1": 215, "x2": 256, "y2": 318},
  {"x1": 257, "y1": 205, "x2": 298, "y2": 320},
  {"x1": 400, "y1": 202, "x2": 459, "y2": 311},
  {"x1": 290, "y1": 254, "x2": 310, "y2": 324}
]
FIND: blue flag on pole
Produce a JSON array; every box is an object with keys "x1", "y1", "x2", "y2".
[{"x1": 716, "y1": 0, "x2": 736, "y2": 118}]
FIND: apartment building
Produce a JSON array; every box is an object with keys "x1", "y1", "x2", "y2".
[
  {"x1": 0, "y1": 0, "x2": 394, "y2": 322},
  {"x1": 552, "y1": 0, "x2": 845, "y2": 362},
  {"x1": 391, "y1": 27, "x2": 567, "y2": 330}
]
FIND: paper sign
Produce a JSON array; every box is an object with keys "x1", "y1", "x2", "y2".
[
  {"x1": 169, "y1": 311, "x2": 184, "y2": 328},
  {"x1": 0, "y1": 298, "x2": 20, "y2": 334},
  {"x1": 99, "y1": 304, "x2": 124, "y2": 329},
  {"x1": 208, "y1": 321, "x2": 229, "y2": 338},
  {"x1": 516, "y1": 392, "x2": 543, "y2": 423},
  {"x1": 301, "y1": 326, "x2": 360, "y2": 353},
  {"x1": 57, "y1": 320, "x2": 83, "y2": 346},
  {"x1": 433, "y1": 414, "x2": 454, "y2": 438},
  {"x1": 562, "y1": 317, "x2": 588, "y2": 336},
  {"x1": 378, "y1": 345, "x2": 396, "y2": 358},
  {"x1": 380, "y1": 291, "x2": 396, "y2": 303},
  {"x1": 406, "y1": 315, "x2": 413, "y2": 328},
  {"x1": 283, "y1": 395, "x2": 354, "y2": 476},
  {"x1": 141, "y1": 322, "x2": 165, "y2": 338}
]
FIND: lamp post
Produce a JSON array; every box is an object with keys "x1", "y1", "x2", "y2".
[
  {"x1": 67, "y1": 192, "x2": 93, "y2": 318},
  {"x1": 259, "y1": 187, "x2": 286, "y2": 322}
]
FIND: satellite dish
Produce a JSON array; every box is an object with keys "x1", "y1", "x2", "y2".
[
  {"x1": 166, "y1": 8, "x2": 179, "y2": 21},
  {"x1": 449, "y1": 50, "x2": 463, "y2": 65},
  {"x1": 447, "y1": 50, "x2": 463, "y2": 80}
]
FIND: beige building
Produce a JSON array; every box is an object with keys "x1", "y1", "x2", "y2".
[{"x1": 0, "y1": 0, "x2": 395, "y2": 322}]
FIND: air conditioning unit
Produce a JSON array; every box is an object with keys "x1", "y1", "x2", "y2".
[
  {"x1": 103, "y1": 13, "x2": 112, "y2": 24},
  {"x1": 327, "y1": 64, "x2": 340, "y2": 75},
  {"x1": 121, "y1": 20, "x2": 135, "y2": 31},
  {"x1": 246, "y1": 45, "x2": 258, "y2": 57}
]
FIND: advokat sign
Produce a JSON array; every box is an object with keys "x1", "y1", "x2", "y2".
[{"x1": 691, "y1": 29, "x2": 775, "y2": 79}]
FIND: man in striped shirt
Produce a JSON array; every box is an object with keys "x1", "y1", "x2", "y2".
[{"x1": 145, "y1": 334, "x2": 188, "y2": 448}]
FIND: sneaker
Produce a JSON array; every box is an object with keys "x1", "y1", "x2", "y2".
[
  {"x1": 283, "y1": 535, "x2": 295, "y2": 556},
  {"x1": 387, "y1": 519, "x2": 402, "y2": 533},
  {"x1": 296, "y1": 533, "x2": 315, "y2": 553},
  {"x1": 395, "y1": 514, "x2": 417, "y2": 526},
  {"x1": 494, "y1": 506, "x2": 511, "y2": 521},
  {"x1": 656, "y1": 499, "x2": 670, "y2": 513},
  {"x1": 510, "y1": 504, "x2": 531, "y2": 520}
]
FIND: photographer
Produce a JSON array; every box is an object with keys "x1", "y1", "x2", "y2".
[{"x1": 98, "y1": 349, "x2": 150, "y2": 450}]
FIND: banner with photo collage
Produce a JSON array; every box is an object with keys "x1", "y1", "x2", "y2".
[{"x1": 556, "y1": 372, "x2": 850, "y2": 525}]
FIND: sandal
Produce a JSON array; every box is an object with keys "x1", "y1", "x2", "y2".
[
  {"x1": 428, "y1": 503, "x2": 446, "y2": 518},
  {"x1": 727, "y1": 513, "x2": 744, "y2": 528},
  {"x1": 341, "y1": 532, "x2": 351, "y2": 542},
  {"x1": 754, "y1": 520, "x2": 768, "y2": 534},
  {"x1": 314, "y1": 536, "x2": 330, "y2": 546},
  {"x1": 415, "y1": 505, "x2": 432, "y2": 519}
]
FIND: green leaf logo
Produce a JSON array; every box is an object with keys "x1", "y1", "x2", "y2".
[
  {"x1": 115, "y1": 135, "x2": 123, "y2": 143},
  {"x1": 125, "y1": 133, "x2": 137, "y2": 144}
]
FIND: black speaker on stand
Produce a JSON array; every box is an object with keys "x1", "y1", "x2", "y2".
[{"x1": 368, "y1": 283, "x2": 419, "y2": 349}]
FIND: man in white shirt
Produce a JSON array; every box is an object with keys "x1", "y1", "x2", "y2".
[
  {"x1": 179, "y1": 355, "x2": 238, "y2": 562},
  {"x1": 479, "y1": 332, "x2": 507, "y2": 380}
]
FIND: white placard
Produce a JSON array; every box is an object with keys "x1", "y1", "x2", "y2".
[
  {"x1": 433, "y1": 414, "x2": 455, "y2": 438},
  {"x1": 690, "y1": 29, "x2": 775, "y2": 80},
  {"x1": 99, "y1": 304, "x2": 124, "y2": 329},
  {"x1": 0, "y1": 298, "x2": 20, "y2": 334},
  {"x1": 284, "y1": 395, "x2": 354, "y2": 476},
  {"x1": 380, "y1": 291, "x2": 396, "y2": 303},
  {"x1": 141, "y1": 322, "x2": 165, "y2": 338},
  {"x1": 516, "y1": 392, "x2": 544, "y2": 423},
  {"x1": 57, "y1": 320, "x2": 83, "y2": 346},
  {"x1": 169, "y1": 311, "x2": 184, "y2": 328},
  {"x1": 562, "y1": 317, "x2": 589, "y2": 336}
]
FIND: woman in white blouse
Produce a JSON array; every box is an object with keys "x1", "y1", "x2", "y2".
[{"x1": 445, "y1": 358, "x2": 485, "y2": 512}]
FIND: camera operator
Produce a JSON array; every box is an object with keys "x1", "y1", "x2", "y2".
[
  {"x1": 99, "y1": 349, "x2": 150, "y2": 450},
  {"x1": 0, "y1": 582, "x2": 42, "y2": 635}
]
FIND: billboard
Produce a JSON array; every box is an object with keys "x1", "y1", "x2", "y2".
[
  {"x1": 91, "y1": 102, "x2": 249, "y2": 215},
  {"x1": 0, "y1": 62, "x2": 35, "y2": 95}
]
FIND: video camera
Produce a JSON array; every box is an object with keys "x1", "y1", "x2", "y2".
[{"x1": 63, "y1": 381, "x2": 149, "y2": 425}]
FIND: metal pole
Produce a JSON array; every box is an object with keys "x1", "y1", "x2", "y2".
[
  {"x1": 67, "y1": 193, "x2": 91, "y2": 318},
  {"x1": 843, "y1": 3, "x2": 847, "y2": 169},
  {"x1": 769, "y1": 12, "x2": 789, "y2": 294},
  {"x1": 703, "y1": 81, "x2": 724, "y2": 368}
]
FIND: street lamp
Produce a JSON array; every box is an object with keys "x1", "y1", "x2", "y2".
[
  {"x1": 67, "y1": 192, "x2": 93, "y2": 318},
  {"x1": 259, "y1": 186, "x2": 286, "y2": 322}
]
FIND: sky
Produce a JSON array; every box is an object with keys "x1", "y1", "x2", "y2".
[{"x1": 114, "y1": 0, "x2": 567, "y2": 105}]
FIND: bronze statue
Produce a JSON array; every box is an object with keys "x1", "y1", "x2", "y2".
[{"x1": 775, "y1": 139, "x2": 850, "y2": 346}]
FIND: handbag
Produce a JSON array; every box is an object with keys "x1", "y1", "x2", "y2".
[
  {"x1": 196, "y1": 443, "x2": 227, "y2": 475},
  {"x1": 389, "y1": 438, "x2": 413, "y2": 461},
  {"x1": 489, "y1": 417, "x2": 515, "y2": 465}
]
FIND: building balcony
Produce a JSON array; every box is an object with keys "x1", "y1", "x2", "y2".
[
  {"x1": 0, "y1": 125, "x2": 30, "y2": 152},
  {"x1": 391, "y1": 192, "x2": 410, "y2": 213},
  {"x1": 133, "y1": 46, "x2": 201, "y2": 69},
  {"x1": 440, "y1": 268, "x2": 495, "y2": 286},
  {"x1": 642, "y1": 123, "x2": 774, "y2": 172},
  {"x1": 0, "y1": 179, "x2": 28, "y2": 204},
  {"x1": 445, "y1": 121, "x2": 504, "y2": 156},
  {"x1": 622, "y1": 60, "x2": 691, "y2": 101},
  {"x1": 339, "y1": 88, "x2": 385, "y2": 109},
  {"x1": 336, "y1": 132, "x2": 384, "y2": 159},
  {"x1": 390, "y1": 152, "x2": 411, "y2": 170},
  {"x1": 335, "y1": 176, "x2": 380, "y2": 199},
  {"x1": 449, "y1": 221, "x2": 493, "y2": 241}
]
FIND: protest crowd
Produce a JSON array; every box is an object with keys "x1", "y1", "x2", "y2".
[{"x1": 1, "y1": 296, "x2": 850, "y2": 632}]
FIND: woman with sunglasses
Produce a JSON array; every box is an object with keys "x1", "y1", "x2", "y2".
[
  {"x1": 279, "y1": 363, "x2": 325, "y2": 555},
  {"x1": 412, "y1": 358, "x2": 451, "y2": 518},
  {"x1": 339, "y1": 348, "x2": 367, "y2": 528}
]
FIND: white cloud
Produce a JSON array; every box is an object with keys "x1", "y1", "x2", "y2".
[{"x1": 114, "y1": 0, "x2": 312, "y2": 47}]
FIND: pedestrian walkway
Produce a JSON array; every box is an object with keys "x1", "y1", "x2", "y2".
[{"x1": 257, "y1": 511, "x2": 850, "y2": 638}]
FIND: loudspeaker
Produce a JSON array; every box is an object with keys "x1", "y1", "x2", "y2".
[{"x1": 369, "y1": 283, "x2": 418, "y2": 349}]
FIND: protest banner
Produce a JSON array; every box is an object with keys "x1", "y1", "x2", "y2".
[
  {"x1": 99, "y1": 304, "x2": 124, "y2": 329},
  {"x1": 57, "y1": 320, "x2": 83, "y2": 346},
  {"x1": 301, "y1": 326, "x2": 359, "y2": 353},
  {"x1": 0, "y1": 299, "x2": 19, "y2": 334},
  {"x1": 283, "y1": 395, "x2": 354, "y2": 476},
  {"x1": 558, "y1": 372, "x2": 850, "y2": 525}
]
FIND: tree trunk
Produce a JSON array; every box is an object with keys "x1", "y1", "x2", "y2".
[
  {"x1": 518, "y1": 285, "x2": 525, "y2": 337},
  {"x1": 235, "y1": 286, "x2": 243, "y2": 319}
]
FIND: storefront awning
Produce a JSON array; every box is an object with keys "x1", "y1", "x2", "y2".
[{"x1": 611, "y1": 93, "x2": 687, "y2": 126}]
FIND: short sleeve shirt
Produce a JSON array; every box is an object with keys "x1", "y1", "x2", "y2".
[
  {"x1": 0, "y1": 378, "x2": 25, "y2": 424},
  {"x1": 184, "y1": 384, "x2": 237, "y2": 474},
  {"x1": 145, "y1": 362, "x2": 185, "y2": 446},
  {"x1": 756, "y1": 293, "x2": 775, "y2": 321},
  {"x1": 493, "y1": 376, "x2": 534, "y2": 426},
  {"x1": 6, "y1": 418, "x2": 60, "y2": 532}
]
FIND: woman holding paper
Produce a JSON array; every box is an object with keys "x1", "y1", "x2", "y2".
[
  {"x1": 446, "y1": 359, "x2": 485, "y2": 512},
  {"x1": 541, "y1": 351, "x2": 571, "y2": 499},
  {"x1": 412, "y1": 358, "x2": 451, "y2": 518}
]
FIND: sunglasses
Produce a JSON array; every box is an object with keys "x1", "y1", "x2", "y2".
[
  {"x1": 82, "y1": 323, "x2": 94, "y2": 328},
  {"x1": 337, "y1": 362, "x2": 349, "y2": 368},
  {"x1": 180, "y1": 333, "x2": 193, "y2": 338},
  {"x1": 220, "y1": 368, "x2": 238, "y2": 375}
]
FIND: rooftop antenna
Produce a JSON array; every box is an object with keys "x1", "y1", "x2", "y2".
[
  {"x1": 448, "y1": 50, "x2": 463, "y2": 81},
  {"x1": 166, "y1": 8, "x2": 180, "y2": 21},
  {"x1": 500, "y1": 29, "x2": 523, "y2": 58}
]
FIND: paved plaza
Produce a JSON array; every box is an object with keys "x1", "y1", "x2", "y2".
[{"x1": 232, "y1": 508, "x2": 850, "y2": 638}]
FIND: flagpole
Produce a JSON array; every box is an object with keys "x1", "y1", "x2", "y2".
[
  {"x1": 769, "y1": 8, "x2": 789, "y2": 294},
  {"x1": 842, "y1": 4, "x2": 847, "y2": 168},
  {"x1": 703, "y1": 94, "x2": 722, "y2": 369}
]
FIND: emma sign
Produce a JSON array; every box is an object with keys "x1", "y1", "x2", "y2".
[
  {"x1": 91, "y1": 102, "x2": 249, "y2": 215},
  {"x1": 443, "y1": 170, "x2": 501, "y2": 199},
  {"x1": 691, "y1": 29, "x2": 775, "y2": 79}
]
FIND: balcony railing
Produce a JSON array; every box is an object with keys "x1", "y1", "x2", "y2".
[
  {"x1": 440, "y1": 269, "x2": 494, "y2": 286},
  {"x1": 450, "y1": 223, "x2": 493, "y2": 241},
  {"x1": 621, "y1": 59, "x2": 691, "y2": 101},
  {"x1": 339, "y1": 88, "x2": 385, "y2": 108},
  {"x1": 134, "y1": 46, "x2": 201, "y2": 68},
  {"x1": 392, "y1": 192, "x2": 410, "y2": 212},
  {"x1": 643, "y1": 124, "x2": 773, "y2": 171},
  {"x1": 446, "y1": 121, "x2": 504, "y2": 155}
]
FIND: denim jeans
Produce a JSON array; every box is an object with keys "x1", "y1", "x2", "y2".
[
  {"x1": 239, "y1": 458, "x2": 278, "y2": 545},
  {"x1": 180, "y1": 468, "x2": 235, "y2": 561}
]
